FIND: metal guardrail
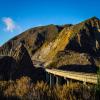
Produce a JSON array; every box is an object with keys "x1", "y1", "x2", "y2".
[{"x1": 45, "y1": 69, "x2": 97, "y2": 84}]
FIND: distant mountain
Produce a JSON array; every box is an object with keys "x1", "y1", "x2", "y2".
[{"x1": 0, "y1": 17, "x2": 100, "y2": 73}]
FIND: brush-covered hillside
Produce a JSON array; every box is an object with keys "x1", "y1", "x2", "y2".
[{"x1": 0, "y1": 17, "x2": 100, "y2": 73}]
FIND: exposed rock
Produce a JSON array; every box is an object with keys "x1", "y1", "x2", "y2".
[
  {"x1": 0, "y1": 42, "x2": 35, "y2": 80},
  {"x1": 0, "y1": 17, "x2": 100, "y2": 73},
  {"x1": 13, "y1": 42, "x2": 33, "y2": 68},
  {"x1": 0, "y1": 25, "x2": 67, "y2": 56},
  {"x1": 12, "y1": 42, "x2": 35, "y2": 79},
  {"x1": 48, "y1": 51, "x2": 97, "y2": 73},
  {"x1": 32, "y1": 17, "x2": 100, "y2": 63},
  {"x1": 66, "y1": 17, "x2": 100, "y2": 53}
]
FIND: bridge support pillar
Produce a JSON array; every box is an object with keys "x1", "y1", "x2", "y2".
[
  {"x1": 67, "y1": 79, "x2": 70, "y2": 85},
  {"x1": 50, "y1": 74, "x2": 55, "y2": 87},
  {"x1": 46, "y1": 72, "x2": 50, "y2": 84},
  {"x1": 83, "y1": 81, "x2": 86, "y2": 85},
  {"x1": 56, "y1": 76, "x2": 62, "y2": 85},
  {"x1": 64, "y1": 78, "x2": 70, "y2": 85}
]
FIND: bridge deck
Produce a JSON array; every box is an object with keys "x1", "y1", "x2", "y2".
[{"x1": 45, "y1": 69, "x2": 97, "y2": 84}]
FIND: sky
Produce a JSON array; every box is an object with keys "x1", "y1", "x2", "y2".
[{"x1": 0, "y1": 0, "x2": 100, "y2": 46}]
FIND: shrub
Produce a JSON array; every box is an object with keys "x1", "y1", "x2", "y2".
[{"x1": 0, "y1": 76, "x2": 97, "y2": 100}]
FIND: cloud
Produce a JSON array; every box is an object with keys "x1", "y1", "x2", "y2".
[
  {"x1": 2, "y1": 17, "x2": 17, "y2": 32},
  {"x1": 37, "y1": 24, "x2": 42, "y2": 26}
]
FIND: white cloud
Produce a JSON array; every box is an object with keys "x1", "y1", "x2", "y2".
[
  {"x1": 37, "y1": 24, "x2": 42, "y2": 26},
  {"x1": 2, "y1": 17, "x2": 17, "y2": 32}
]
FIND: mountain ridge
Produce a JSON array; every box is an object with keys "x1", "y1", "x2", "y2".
[{"x1": 0, "y1": 17, "x2": 100, "y2": 71}]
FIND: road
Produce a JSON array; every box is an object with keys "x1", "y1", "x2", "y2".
[{"x1": 45, "y1": 68, "x2": 97, "y2": 84}]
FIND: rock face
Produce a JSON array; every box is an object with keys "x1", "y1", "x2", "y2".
[
  {"x1": 0, "y1": 43, "x2": 35, "y2": 80},
  {"x1": 13, "y1": 42, "x2": 33, "y2": 69},
  {"x1": 66, "y1": 17, "x2": 100, "y2": 54},
  {"x1": 0, "y1": 17, "x2": 100, "y2": 73},
  {"x1": 32, "y1": 17, "x2": 100, "y2": 61},
  {"x1": 12, "y1": 42, "x2": 35, "y2": 79},
  {"x1": 0, "y1": 25, "x2": 68, "y2": 56},
  {"x1": 48, "y1": 51, "x2": 97, "y2": 73}
]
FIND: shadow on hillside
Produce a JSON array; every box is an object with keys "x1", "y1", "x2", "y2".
[
  {"x1": 0, "y1": 56, "x2": 46, "y2": 82},
  {"x1": 13, "y1": 67, "x2": 45, "y2": 82},
  {"x1": 58, "y1": 64, "x2": 98, "y2": 73}
]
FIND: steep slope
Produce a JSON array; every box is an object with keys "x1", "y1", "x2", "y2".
[
  {"x1": 32, "y1": 17, "x2": 100, "y2": 66},
  {"x1": 32, "y1": 26, "x2": 75, "y2": 62},
  {"x1": 13, "y1": 42, "x2": 34, "y2": 69},
  {"x1": 66, "y1": 17, "x2": 100, "y2": 54},
  {"x1": 0, "y1": 44, "x2": 45, "y2": 81},
  {"x1": 0, "y1": 43, "x2": 35, "y2": 80},
  {"x1": 0, "y1": 17, "x2": 100, "y2": 71},
  {"x1": 0, "y1": 25, "x2": 71, "y2": 56},
  {"x1": 47, "y1": 51, "x2": 97, "y2": 73}
]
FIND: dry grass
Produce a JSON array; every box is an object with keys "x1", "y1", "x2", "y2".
[{"x1": 0, "y1": 76, "x2": 98, "y2": 100}]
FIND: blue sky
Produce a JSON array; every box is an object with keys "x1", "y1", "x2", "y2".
[{"x1": 0, "y1": 0, "x2": 100, "y2": 46}]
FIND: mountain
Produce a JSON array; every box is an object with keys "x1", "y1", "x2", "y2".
[
  {"x1": 0, "y1": 17, "x2": 100, "y2": 73},
  {"x1": 0, "y1": 43, "x2": 35, "y2": 80},
  {"x1": 32, "y1": 17, "x2": 100, "y2": 67},
  {"x1": 0, "y1": 24, "x2": 71, "y2": 56}
]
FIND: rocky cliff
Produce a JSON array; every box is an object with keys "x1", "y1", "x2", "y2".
[
  {"x1": 0, "y1": 43, "x2": 35, "y2": 80},
  {"x1": 0, "y1": 17, "x2": 100, "y2": 72}
]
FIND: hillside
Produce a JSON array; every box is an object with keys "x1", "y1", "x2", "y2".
[
  {"x1": 0, "y1": 17, "x2": 100, "y2": 72},
  {"x1": 0, "y1": 24, "x2": 71, "y2": 56},
  {"x1": 32, "y1": 17, "x2": 100, "y2": 68}
]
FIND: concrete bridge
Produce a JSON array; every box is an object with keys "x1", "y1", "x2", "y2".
[{"x1": 45, "y1": 68, "x2": 97, "y2": 86}]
